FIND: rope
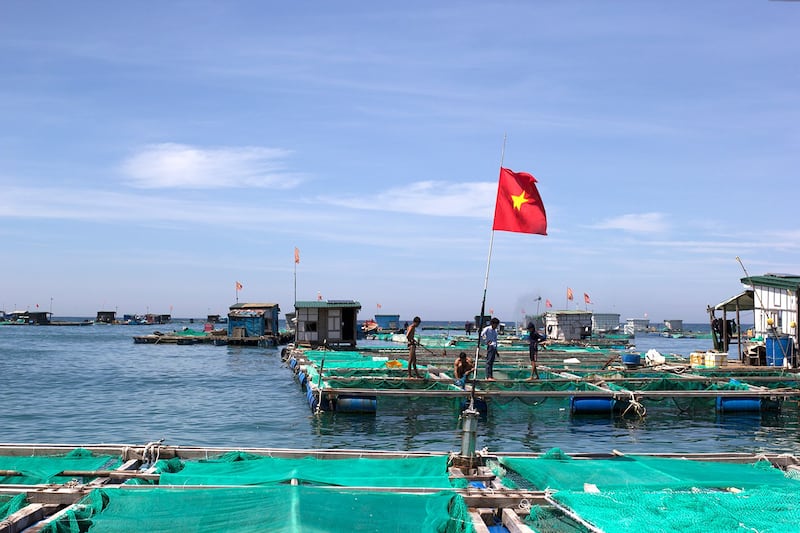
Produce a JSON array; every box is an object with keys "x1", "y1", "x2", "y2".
[
  {"x1": 620, "y1": 391, "x2": 647, "y2": 419},
  {"x1": 142, "y1": 439, "x2": 164, "y2": 467}
]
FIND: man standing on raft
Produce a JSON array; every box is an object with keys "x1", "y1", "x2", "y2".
[
  {"x1": 526, "y1": 322, "x2": 546, "y2": 380},
  {"x1": 406, "y1": 316, "x2": 422, "y2": 378},
  {"x1": 481, "y1": 317, "x2": 500, "y2": 380}
]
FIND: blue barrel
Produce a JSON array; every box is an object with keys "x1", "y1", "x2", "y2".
[
  {"x1": 336, "y1": 396, "x2": 377, "y2": 413},
  {"x1": 306, "y1": 386, "x2": 318, "y2": 411},
  {"x1": 716, "y1": 397, "x2": 761, "y2": 413},
  {"x1": 297, "y1": 371, "x2": 307, "y2": 386},
  {"x1": 621, "y1": 354, "x2": 641, "y2": 367},
  {"x1": 570, "y1": 396, "x2": 615, "y2": 415},
  {"x1": 766, "y1": 336, "x2": 794, "y2": 367}
]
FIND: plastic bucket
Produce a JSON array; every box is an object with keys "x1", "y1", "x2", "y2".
[
  {"x1": 621, "y1": 354, "x2": 641, "y2": 367},
  {"x1": 766, "y1": 336, "x2": 795, "y2": 367}
]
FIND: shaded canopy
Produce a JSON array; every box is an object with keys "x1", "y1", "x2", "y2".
[{"x1": 714, "y1": 290, "x2": 754, "y2": 312}]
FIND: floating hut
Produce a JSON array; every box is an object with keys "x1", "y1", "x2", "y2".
[
  {"x1": 544, "y1": 310, "x2": 592, "y2": 341},
  {"x1": 294, "y1": 300, "x2": 361, "y2": 348},
  {"x1": 714, "y1": 273, "x2": 800, "y2": 367},
  {"x1": 374, "y1": 313, "x2": 401, "y2": 330},
  {"x1": 227, "y1": 302, "x2": 280, "y2": 342},
  {"x1": 591, "y1": 312, "x2": 621, "y2": 334},
  {"x1": 4, "y1": 310, "x2": 51, "y2": 325},
  {"x1": 624, "y1": 317, "x2": 650, "y2": 335},
  {"x1": 96, "y1": 311, "x2": 116, "y2": 324}
]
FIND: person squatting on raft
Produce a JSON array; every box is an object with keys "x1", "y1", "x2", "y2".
[
  {"x1": 454, "y1": 351, "x2": 474, "y2": 388},
  {"x1": 481, "y1": 317, "x2": 500, "y2": 380},
  {"x1": 406, "y1": 316, "x2": 422, "y2": 378},
  {"x1": 526, "y1": 322, "x2": 546, "y2": 380}
]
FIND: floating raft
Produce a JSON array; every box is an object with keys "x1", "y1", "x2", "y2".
[
  {"x1": 281, "y1": 345, "x2": 800, "y2": 416},
  {"x1": 1, "y1": 443, "x2": 799, "y2": 533},
  {"x1": 132, "y1": 329, "x2": 293, "y2": 347}
]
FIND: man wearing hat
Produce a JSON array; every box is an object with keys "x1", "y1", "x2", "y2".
[
  {"x1": 526, "y1": 322, "x2": 546, "y2": 380},
  {"x1": 481, "y1": 317, "x2": 501, "y2": 380}
]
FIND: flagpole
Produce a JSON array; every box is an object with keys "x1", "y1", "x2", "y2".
[{"x1": 469, "y1": 134, "x2": 507, "y2": 391}]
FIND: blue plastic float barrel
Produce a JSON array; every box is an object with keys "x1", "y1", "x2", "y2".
[
  {"x1": 569, "y1": 397, "x2": 615, "y2": 415},
  {"x1": 766, "y1": 336, "x2": 795, "y2": 367},
  {"x1": 621, "y1": 354, "x2": 641, "y2": 368},
  {"x1": 297, "y1": 371, "x2": 307, "y2": 386},
  {"x1": 306, "y1": 386, "x2": 318, "y2": 411},
  {"x1": 289, "y1": 358, "x2": 297, "y2": 369},
  {"x1": 336, "y1": 396, "x2": 377, "y2": 413},
  {"x1": 716, "y1": 396, "x2": 780, "y2": 413},
  {"x1": 716, "y1": 397, "x2": 760, "y2": 413}
]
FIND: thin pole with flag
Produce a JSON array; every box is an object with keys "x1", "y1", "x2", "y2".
[
  {"x1": 235, "y1": 281, "x2": 243, "y2": 303},
  {"x1": 468, "y1": 136, "x2": 548, "y2": 397},
  {"x1": 294, "y1": 247, "x2": 300, "y2": 345},
  {"x1": 294, "y1": 247, "x2": 300, "y2": 309}
]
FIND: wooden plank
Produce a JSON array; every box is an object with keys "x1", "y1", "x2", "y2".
[
  {"x1": 0, "y1": 503, "x2": 56, "y2": 533},
  {"x1": 469, "y1": 511, "x2": 491, "y2": 533},
  {"x1": 58, "y1": 470, "x2": 160, "y2": 481},
  {"x1": 502, "y1": 507, "x2": 536, "y2": 533}
]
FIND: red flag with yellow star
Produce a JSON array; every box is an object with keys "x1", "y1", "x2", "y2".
[{"x1": 492, "y1": 167, "x2": 547, "y2": 235}]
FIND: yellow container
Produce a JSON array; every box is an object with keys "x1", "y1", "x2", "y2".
[{"x1": 689, "y1": 352, "x2": 705, "y2": 367}]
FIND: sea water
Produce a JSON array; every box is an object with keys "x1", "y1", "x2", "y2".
[{"x1": 1, "y1": 321, "x2": 798, "y2": 455}]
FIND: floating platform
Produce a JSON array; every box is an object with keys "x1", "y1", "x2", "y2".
[
  {"x1": 132, "y1": 330, "x2": 293, "y2": 347},
  {"x1": 1, "y1": 442, "x2": 798, "y2": 533},
  {"x1": 280, "y1": 345, "x2": 800, "y2": 417}
]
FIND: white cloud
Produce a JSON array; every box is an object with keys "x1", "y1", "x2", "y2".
[
  {"x1": 323, "y1": 181, "x2": 496, "y2": 218},
  {"x1": 119, "y1": 143, "x2": 302, "y2": 189},
  {"x1": 593, "y1": 212, "x2": 668, "y2": 233}
]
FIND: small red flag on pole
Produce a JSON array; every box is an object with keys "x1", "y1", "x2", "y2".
[
  {"x1": 584, "y1": 293, "x2": 591, "y2": 304},
  {"x1": 294, "y1": 247, "x2": 300, "y2": 264},
  {"x1": 567, "y1": 288, "x2": 574, "y2": 301}
]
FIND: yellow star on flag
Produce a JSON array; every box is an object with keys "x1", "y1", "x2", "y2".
[{"x1": 511, "y1": 190, "x2": 530, "y2": 210}]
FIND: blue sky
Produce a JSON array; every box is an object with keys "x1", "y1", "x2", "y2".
[{"x1": 1, "y1": 1, "x2": 798, "y2": 324}]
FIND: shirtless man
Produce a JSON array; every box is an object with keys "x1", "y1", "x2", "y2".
[
  {"x1": 406, "y1": 316, "x2": 422, "y2": 378},
  {"x1": 454, "y1": 352, "x2": 474, "y2": 388}
]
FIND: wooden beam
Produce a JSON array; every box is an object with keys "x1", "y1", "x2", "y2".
[{"x1": 502, "y1": 507, "x2": 536, "y2": 533}]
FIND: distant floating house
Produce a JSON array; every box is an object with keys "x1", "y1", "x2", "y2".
[
  {"x1": 624, "y1": 318, "x2": 650, "y2": 335},
  {"x1": 374, "y1": 314, "x2": 400, "y2": 330},
  {"x1": 96, "y1": 311, "x2": 116, "y2": 324},
  {"x1": 6, "y1": 310, "x2": 51, "y2": 325},
  {"x1": 591, "y1": 313, "x2": 621, "y2": 334},
  {"x1": 145, "y1": 314, "x2": 171, "y2": 325},
  {"x1": 295, "y1": 300, "x2": 361, "y2": 348},
  {"x1": 663, "y1": 319, "x2": 683, "y2": 332},
  {"x1": 544, "y1": 310, "x2": 592, "y2": 341},
  {"x1": 227, "y1": 303, "x2": 280, "y2": 340}
]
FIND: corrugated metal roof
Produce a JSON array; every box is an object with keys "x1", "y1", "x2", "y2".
[
  {"x1": 741, "y1": 275, "x2": 800, "y2": 291},
  {"x1": 714, "y1": 290, "x2": 755, "y2": 311},
  {"x1": 295, "y1": 300, "x2": 362, "y2": 309},
  {"x1": 229, "y1": 303, "x2": 280, "y2": 310}
]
